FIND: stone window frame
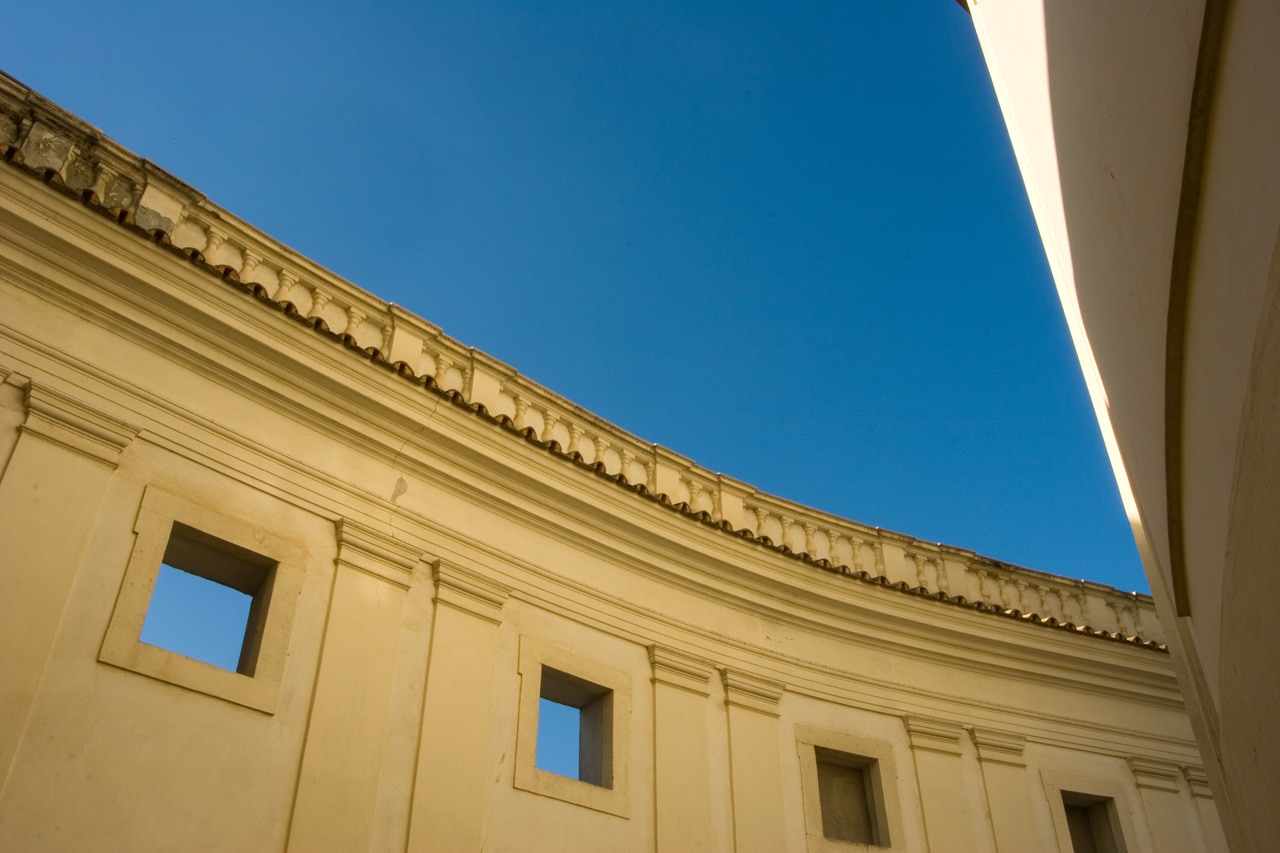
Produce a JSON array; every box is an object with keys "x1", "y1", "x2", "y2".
[
  {"x1": 795, "y1": 724, "x2": 906, "y2": 852},
  {"x1": 1040, "y1": 769, "x2": 1139, "y2": 853},
  {"x1": 514, "y1": 635, "x2": 632, "y2": 818},
  {"x1": 99, "y1": 485, "x2": 304, "y2": 713}
]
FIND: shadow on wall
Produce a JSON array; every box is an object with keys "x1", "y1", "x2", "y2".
[{"x1": 1042, "y1": 0, "x2": 1280, "y2": 848}]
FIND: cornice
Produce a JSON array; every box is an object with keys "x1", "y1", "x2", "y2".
[
  {"x1": 0, "y1": 312, "x2": 1190, "y2": 748},
  {"x1": 6, "y1": 305, "x2": 1156, "y2": 711},
  {"x1": 0, "y1": 70, "x2": 1164, "y2": 650},
  {"x1": 6, "y1": 366, "x2": 1191, "y2": 758}
]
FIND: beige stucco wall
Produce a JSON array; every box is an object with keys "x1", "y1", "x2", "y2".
[{"x1": 0, "y1": 76, "x2": 1223, "y2": 851}]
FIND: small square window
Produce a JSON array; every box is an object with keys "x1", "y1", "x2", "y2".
[
  {"x1": 514, "y1": 637, "x2": 632, "y2": 817},
  {"x1": 139, "y1": 523, "x2": 276, "y2": 675},
  {"x1": 796, "y1": 725, "x2": 903, "y2": 851},
  {"x1": 99, "y1": 487, "x2": 305, "y2": 713},
  {"x1": 815, "y1": 748, "x2": 883, "y2": 845},
  {"x1": 1061, "y1": 792, "x2": 1126, "y2": 853},
  {"x1": 1042, "y1": 770, "x2": 1138, "y2": 853},
  {"x1": 536, "y1": 666, "x2": 613, "y2": 787}
]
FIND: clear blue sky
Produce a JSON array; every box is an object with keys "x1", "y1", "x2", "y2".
[{"x1": 2, "y1": 1, "x2": 1146, "y2": 593}]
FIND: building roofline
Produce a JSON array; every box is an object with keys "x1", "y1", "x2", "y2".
[{"x1": 0, "y1": 69, "x2": 1163, "y2": 651}]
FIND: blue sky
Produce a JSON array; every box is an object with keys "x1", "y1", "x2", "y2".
[{"x1": 2, "y1": 2, "x2": 1146, "y2": 593}]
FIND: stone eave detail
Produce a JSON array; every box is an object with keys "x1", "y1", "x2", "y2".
[{"x1": 0, "y1": 69, "x2": 1164, "y2": 651}]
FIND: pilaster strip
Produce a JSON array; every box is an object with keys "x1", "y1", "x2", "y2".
[
  {"x1": 1128, "y1": 757, "x2": 1183, "y2": 793},
  {"x1": 720, "y1": 668, "x2": 785, "y2": 716},
  {"x1": 649, "y1": 645, "x2": 715, "y2": 696},
  {"x1": 20, "y1": 383, "x2": 139, "y2": 469},
  {"x1": 432, "y1": 559, "x2": 510, "y2": 624},
  {"x1": 904, "y1": 716, "x2": 965, "y2": 756}
]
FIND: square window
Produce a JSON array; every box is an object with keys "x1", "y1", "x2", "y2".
[
  {"x1": 99, "y1": 486, "x2": 305, "y2": 713},
  {"x1": 1042, "y1": 770, "x2": 1138, "y2": 853},
  {"x1": 139, "y1": 523, "x2": 276, "y2": 675},
  {"x1": 514, "y1": 637, "x2": 632, "y2": 817},
  {"x1": 536, "y1": 667, "x2": 613, "y2": 787},
  {"x1": 1061, "y1": 792, "x2": 1126, "y2": 853},
  {"x1": 796, "y1": 725, "x2": 903, "y2": 851},
  {"x1": 815, "y1": 747, "x2": 882, "y2": 845}
]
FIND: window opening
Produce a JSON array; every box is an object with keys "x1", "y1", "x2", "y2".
[
  {"x1": 536, "y1": 698, "x2": 581, "y2": 778},
  {"x1": 139, "y1": 522, "x2": 276, "y2": 675},
  {"x1": 815, "y1": 746, "x2": 886, "y2": 846},
  {"x1": 1061, "y1": 791, "x2": 1126, "y2": 853},
  {"x1": 538, "y1": 665, "x2": 612, "y2": 788}
]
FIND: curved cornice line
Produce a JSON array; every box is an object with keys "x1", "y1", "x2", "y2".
[{"x1": 0, "y1": 79, "x2": 1165, "y2": 650}]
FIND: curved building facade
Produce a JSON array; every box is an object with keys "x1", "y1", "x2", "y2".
[{"x1": 0, "y1": 73, "x2": 1224, "y2": 851}]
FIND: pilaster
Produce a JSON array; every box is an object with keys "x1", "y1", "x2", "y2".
[
  {"x1": 408, "y1": 561, "x2": 511, "y2": 852},
  {"x1": 1129, "y1": 756, "x2": 1196, "y2": 852},
  {"x1": 970, "y1": 728, "x2": 1041, "y2": 853},
  {"x1": 650, "y1": 646, "x2": 715, "y2": 851},
  {"x1": 0, "y1": 382, "x2": 136, "y2": 786},
  {"x1": 904, "y1": 716, "x2": 986, "y2": 852},
  {"x1": 721, "y1": 669, "x2": 787, "y2": 853},
  {"x1": 1183, "y1": 766, "x2": 1229, "y2": 852},
  {"x1": 288, "y1": 520, "x2": 424, "y2": 852}
]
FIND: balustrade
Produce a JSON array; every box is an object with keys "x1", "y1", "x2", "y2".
[{"x1": 3, "y1": 107, "x2": 1163, "y2": 645}]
